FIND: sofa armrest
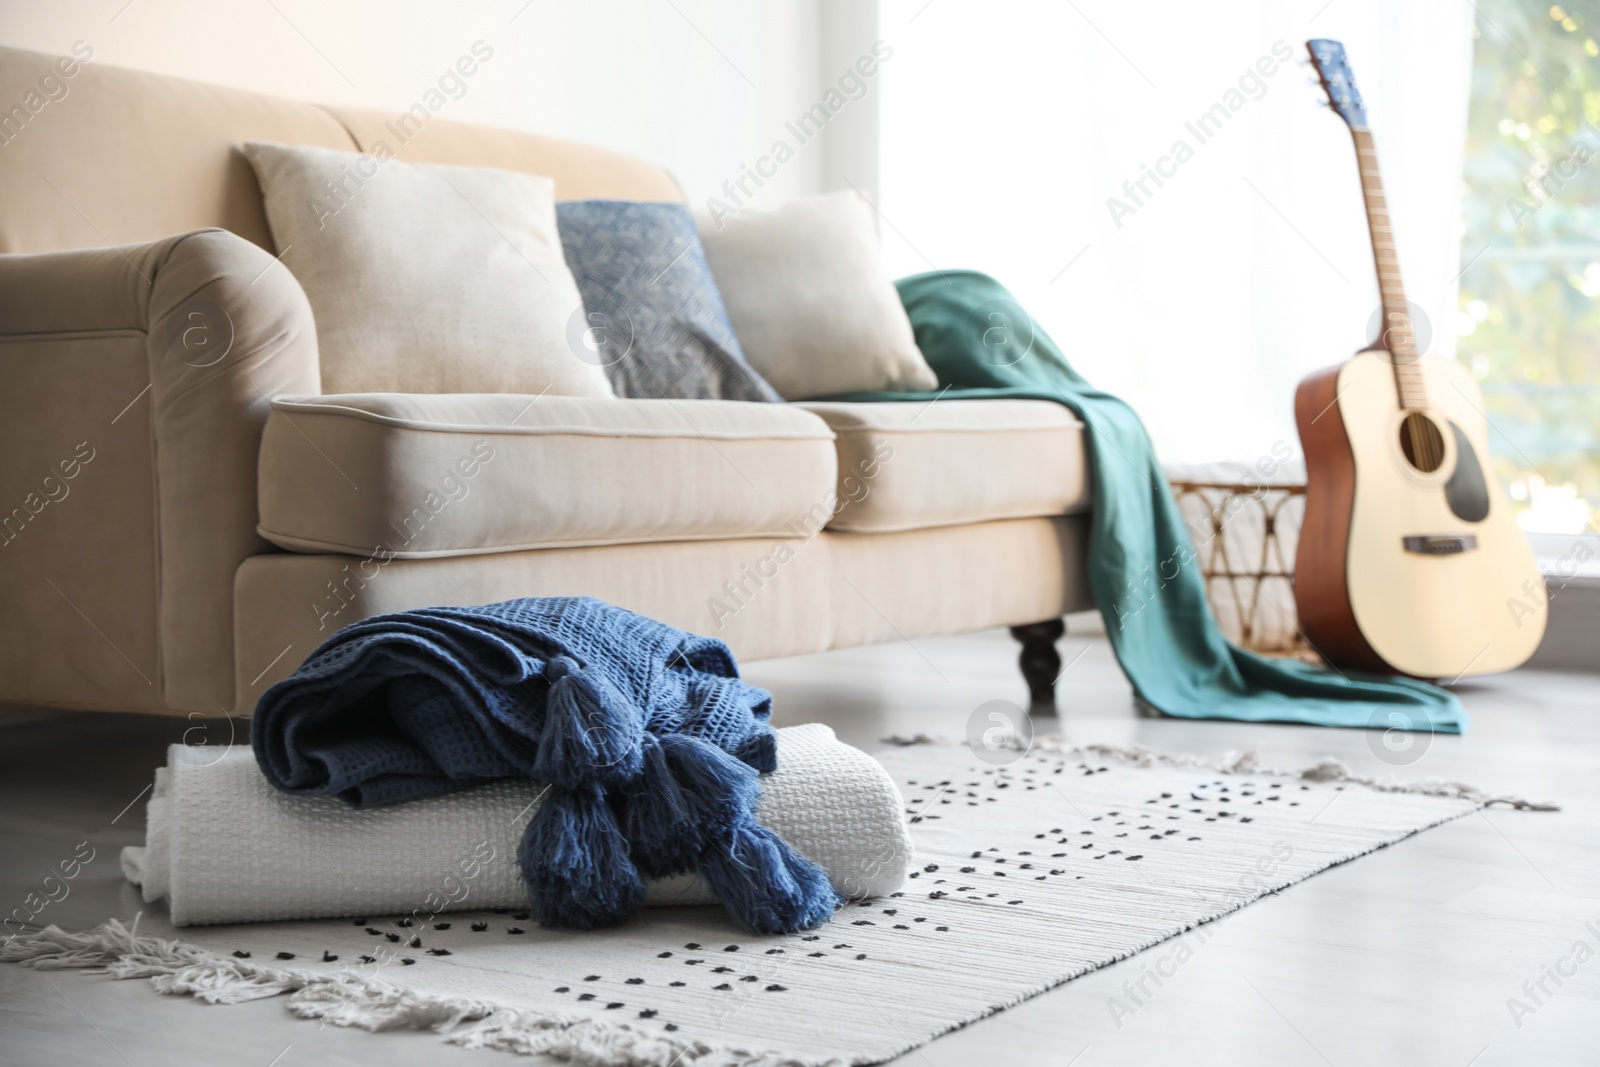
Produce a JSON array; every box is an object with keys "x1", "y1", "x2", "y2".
[{"x1": 0, "y1": 229, "x2": 319, "y2": 711}]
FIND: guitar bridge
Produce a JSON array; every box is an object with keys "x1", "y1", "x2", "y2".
[{"x1": 1402, "y1": 534, "x2": 1478, "y2": 555}]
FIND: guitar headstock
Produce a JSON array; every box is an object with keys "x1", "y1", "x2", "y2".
[{"x1": 1306, "y1": 39, "x2": 1368, "y2": 130}]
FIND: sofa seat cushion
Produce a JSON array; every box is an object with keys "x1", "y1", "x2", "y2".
[
  {"x1": 258, "y1": 393, "x2": 837, "y2": 558},
  {"x1": 798, "y1": 399, "x2": 1090, "y2": 533}
]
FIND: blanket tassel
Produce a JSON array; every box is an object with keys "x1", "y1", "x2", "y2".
[{"x1": 521, "y1": 784, "x2": 647, "y2": 930}]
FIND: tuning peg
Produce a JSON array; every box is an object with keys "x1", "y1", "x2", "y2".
[
  {"x1": 1306, "y1": 77, "x2": 1321, "y2": 86},
  {"x1": 1315, "y1": 99, "x2": 1329, "y2": 108}
]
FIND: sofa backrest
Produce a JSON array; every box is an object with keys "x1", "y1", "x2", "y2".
[
  {"x1": 0, "y1": 45, "x2": 683, "y2": 255},
  {"x1": 323, "y1": 105, "x2": 685, "y2": 203}
]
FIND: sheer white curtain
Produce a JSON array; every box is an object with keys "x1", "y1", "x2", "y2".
[{"x1": 870, "y1": 0, "x2": 1474, "y2": 465}]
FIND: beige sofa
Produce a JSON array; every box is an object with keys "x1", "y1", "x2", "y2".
[{"x1": 0, "y1": 46, "x2": 1093, "y2": 717}]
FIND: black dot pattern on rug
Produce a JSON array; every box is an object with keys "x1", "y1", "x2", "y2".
[{"x1": 235, "y1": 749, "x2": 1351, "y2": 1048}]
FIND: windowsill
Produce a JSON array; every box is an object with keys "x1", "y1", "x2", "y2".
[
  {"x1": 1528, "y1": 531, "x2": 1600, "y2": 581},
  {"x1": 1529, "y1": 542, "x2": 1600, "y2": 671}
]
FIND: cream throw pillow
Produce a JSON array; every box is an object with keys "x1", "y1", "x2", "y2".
[
  {"x1": 241, "y1": 141, "x2": 612, "y2": 398},
  {"x1": 697, "y1": 191, "x2": 938, "y2": 400}
]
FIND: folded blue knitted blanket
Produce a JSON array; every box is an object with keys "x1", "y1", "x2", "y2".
[{"x1": 251, "y1": 596, "x2": 840, "y2": 934}]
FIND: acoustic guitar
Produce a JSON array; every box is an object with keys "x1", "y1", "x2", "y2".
[{"x1": 1293, "y1": 38, "x2": 1546, "y2": 678}]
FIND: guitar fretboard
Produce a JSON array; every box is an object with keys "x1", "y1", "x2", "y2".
[{"x1": 1351, "y1": 128, "x2": 1429, "y2": 411}]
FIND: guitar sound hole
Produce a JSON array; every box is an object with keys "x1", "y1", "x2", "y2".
[{"x1": 1399, "y1": 412, "x2": 1445, "y2": 473}]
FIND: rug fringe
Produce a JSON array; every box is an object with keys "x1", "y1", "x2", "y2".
[
  {"x1": 881, "y1": 734, "x2": 1560, "y2": 811},
  {"x1": 1, "y1": 915, "x2": 844, "y2": 1066},
  {"x1": 449, "y1": 1010, "x2": 833, "y2": 1066}
]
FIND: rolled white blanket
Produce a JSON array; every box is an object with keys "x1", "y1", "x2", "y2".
[{"x1": 122, "y1": 723, "x2": 911, "y2": 926}]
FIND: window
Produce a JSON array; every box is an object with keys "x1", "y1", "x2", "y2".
[{"x1": 1458, "y1": 2, "x2": 1600, "y2": 535}]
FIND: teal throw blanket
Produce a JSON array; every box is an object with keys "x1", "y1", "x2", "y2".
[{"x1": 835, "y1": 271, "x2": 1465, "y2": 733}]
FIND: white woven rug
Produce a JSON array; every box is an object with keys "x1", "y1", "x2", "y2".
[{"x1": 6, "y1": 739, "x2": 1503, "y2": 1067}]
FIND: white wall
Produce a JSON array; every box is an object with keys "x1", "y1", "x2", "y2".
[
  {"x1": 0, "y1": 0, "x2": 832, "y2": 207},
  {"x1": 875, "y1": 0, "x2": 1474, "y2": 466},
  {"x1": 2, "y1": 1, "x2": 1474, "y2": 471}
]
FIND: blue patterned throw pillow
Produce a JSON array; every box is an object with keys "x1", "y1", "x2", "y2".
[{"x1": 556, "y1": 201, "x2": 780, "y2": 402}]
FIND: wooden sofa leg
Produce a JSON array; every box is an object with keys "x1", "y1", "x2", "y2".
[{"x1": 1009, "y1": 618, "x2": 1066, "y2": 714}]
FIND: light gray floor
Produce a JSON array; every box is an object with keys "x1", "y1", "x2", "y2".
[{"x1": 2, "y1": 627, "x2": 1597, "y2": 1066}]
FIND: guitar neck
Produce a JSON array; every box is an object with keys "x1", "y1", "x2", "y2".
[{"x1": 1350, "y1": 127, "x2": 1429, "y2": 410}]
